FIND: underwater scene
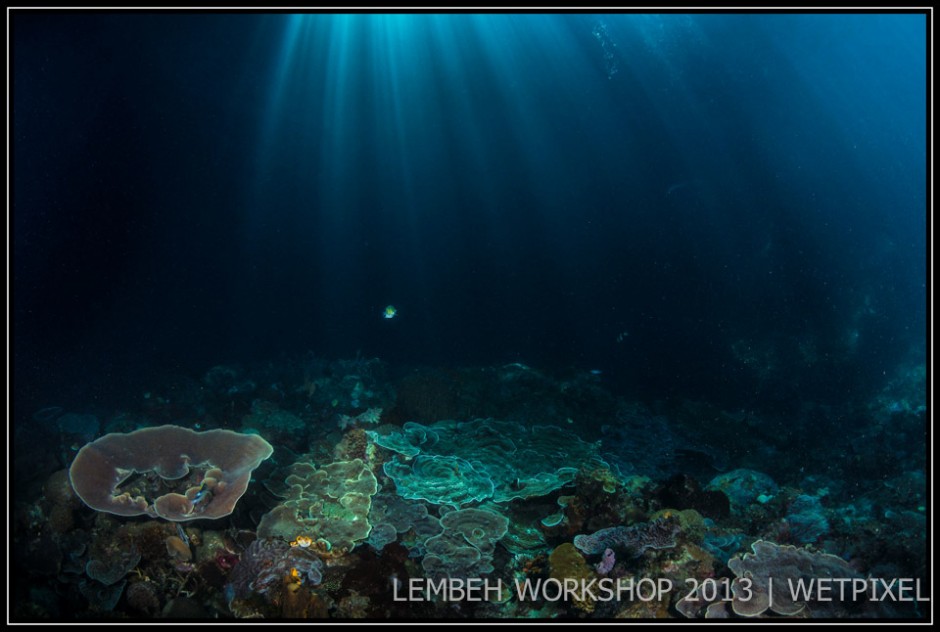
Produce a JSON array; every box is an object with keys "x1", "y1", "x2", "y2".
[{"x1": 11, "y1": 11, "x2": 929, "y2": 621}]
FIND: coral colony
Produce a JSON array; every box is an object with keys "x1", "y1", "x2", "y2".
[{"x1": 14, "y1": 359, "x2": 927, "y2": 619}]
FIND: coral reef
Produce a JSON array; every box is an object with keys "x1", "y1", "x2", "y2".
[
  {"x1": 126, "y1": 580, "x2": 162, "y2": 615},
  {"x1": 226, "y1": 538, "x2": 324, "y2": 605},
  {"x1": 384, "y1": 455, "x2": 494, "y2": 506},
  {"x1": 78, "y1": 578, "x2": 126, "y2": 612},
  {"x1": 371, "y1": 418, "x2": 605, "y2": 504},
  {"x1": 652, "y1": 474, "x2": 730, "y2": 520},
  {"x1": 12, "y1": 354, "x2": 927, "y2": 620},
  {"x1": 707, "y1": 469, "x2": 779, "y2": 513},
  {"x1": 595, "y1": 548, "x2": 616, "y2": 575},
  {"x1": 338, "y1": 408, "x2": 383, "y2": 430},
  {"x1": 422, "y1": 507, "x2": 509, "y2": 579},
  {"x1": 242, "y1": 400, "x2": 306, "y2": 440},
  {"x1": 781, "y1": 494, "x2": 830, "y2": 544},
  {"x1": 573, "y1": 518, "x2": 680, "y2": 557},
  {"x1": 257, "y1": 458, "x2": 378, "y2": 550},
  {"x1": 548, "y1": 543, "x2": 596, "y2": 613},
  {"x1": 367, "y1": 493, "x2": 442, "y2": 552},
  {"x1": 677, "y1": 540, "x2": 870, "y2": 619},
  {"x1": 69, "y1": 425, "x2": 274, "y2": 521}
]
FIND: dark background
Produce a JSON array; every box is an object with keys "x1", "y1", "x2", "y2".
[{"x1": 13, "y1": 12, "x2": 927, "y2": 416}]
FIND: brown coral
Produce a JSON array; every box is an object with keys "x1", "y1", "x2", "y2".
[
  {"x1": 650, "y1": 508, "x2": 707, "y2": 544},
  {"x1": 333, "y1": 427, "x2": 368, "y2": 462},
  {"x1": 165, "y1": 535, "x2": 192, "y2": 562},
  {"x1": 69, "y1": 425, "x2": 273, "y2": 521},
  {"x1": 548, "y1": 543, "x2": 596, "y2": 614},
  {"x1": 336, "y1": 590, "x2": 371, "y2": 619},
  {"x1": 128, "y1": 521, "x2": 173, "y2": 562},
  {"x1": 43, "y1": 469, "x2": 80, "y2": 507},
  {"x1": 280, "y1": 587, "x2": 331, "y2": 619},
  {"x1": 126, "y1": 581, "x2": 161, "y2": 616},
  {"x1": 47, "y1": 503, "x2": 74, "y2": 536}
]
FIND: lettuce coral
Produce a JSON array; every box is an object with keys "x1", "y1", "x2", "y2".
[
  {"x1": 422, "y1": 507, "x2": 509, "y2": 579},
  {"x1": 383, "y1": 455, "x2": 494, "y2": 507},
  {"x1": 369, "y1": 418, "x2": 605, "y2": 505},
  {"x1": 257, "y1": 458, "x2": 378, "y2": 550}
]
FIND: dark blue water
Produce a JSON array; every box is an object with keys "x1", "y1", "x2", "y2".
[
  {"x1": 11, "y1": 12, "x2": 928, "y2": 621},
  {"x1": 14, "y1": 13, "x2": 925, "y2": 412}
]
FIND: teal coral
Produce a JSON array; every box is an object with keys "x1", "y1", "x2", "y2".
[
  {"x1": 242, "y1": 400, "x2": 305, "y2": 434},
  {"x1": 370, "y1": 418, "x2": 605, "y2": 505},
  {"x1": 369, "y1": 493, "x2": 432, "y2": 533},
  {"x1": 384, "y1": 455, "x2": 494, "y2": 507},
  {"x1": 501, "y1": 520, "x2": 547, "y2": 555},
  {"x1": 422, "y1": 507, "x2": 509, "y2": 579},
  {"x1": 368, "y1": 421, "x2": 439, "y2": 458},
  {"x1": 440, "y1": 506, "x2": 509, "y2": 551},
  {"x1": 366, "y1": 523, "x2": 398, "y2": 550},
  {"x1": 707, "y1": 469, "x2": 778, "y2": 512},
  {"x1": 366, "y1": 493, "x2": 444, "y2": 551}
]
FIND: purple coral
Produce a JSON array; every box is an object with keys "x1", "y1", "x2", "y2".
[
  {"x1": 595, "y1": 548, "x2": 616, "y2": 575},
  {"x1": 726, "y1": 540, "x2": 864, "y2": 618},
  {"x1": 574, "y1": 518, "x2": 680, "y2": 556},
  {"x1": 226, "y1": 539, "x2": 323, "y2": 604}
]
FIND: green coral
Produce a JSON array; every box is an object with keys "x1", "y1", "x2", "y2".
[
  {"x1": 501, "y1": 520, "x2": 548, "y2": 555},
  {"x1": 257, "y1": 458, "x2": 378, "y2": 550}
]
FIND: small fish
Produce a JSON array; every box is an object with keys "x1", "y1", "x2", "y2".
[
  {"x1": 590, "y1": 369, "x2": 603, "y2": 376},
  {"x1": 192, "y1": 488, "x2": 211, "y2": 507},
  {"x1": 176, "y1": 523, "x2": 190, "y2": 547},
  {"x1": 383, "y1": 305, "x2": 397, "y2": 319}
]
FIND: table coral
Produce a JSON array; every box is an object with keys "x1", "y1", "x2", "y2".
[{"x1": 68, "y1": 425, "x2": 274, "y2": 521}]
